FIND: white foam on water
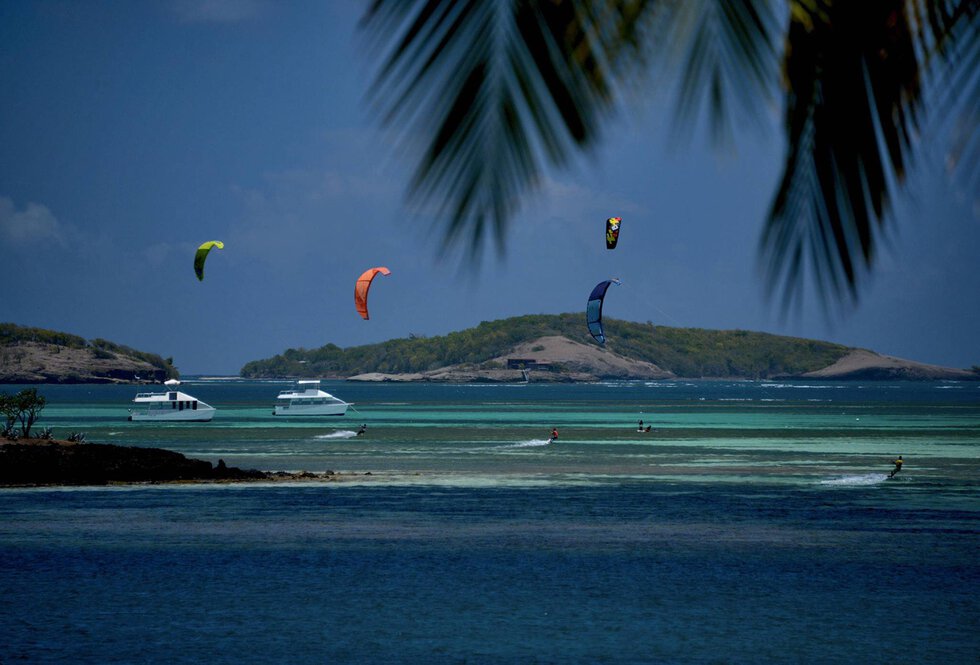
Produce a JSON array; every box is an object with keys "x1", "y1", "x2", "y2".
[
  {"x1": 313, "y1": 430, "x2": 358, "y2": 440},
  {"x1": 498, "y1": 438, "x2": 552, "y2": 449},
  {"x1": 819, "y1": 473, "x2": 889, "y2": 486}
]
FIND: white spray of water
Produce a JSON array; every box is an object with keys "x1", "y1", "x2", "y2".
[
  {"x1": 819, "y1": 473, "x2": 889, "y2": 486},
  {"x1": 499, "y1": 439, "x2": 552, "y2": 449},
  {"x1": 313, "y1": 430, "x2": 358, "y2": 440}
]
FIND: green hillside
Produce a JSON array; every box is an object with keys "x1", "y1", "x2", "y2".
[{"x1": 240, "y1": 314, "x2": 852, "y2": 379}]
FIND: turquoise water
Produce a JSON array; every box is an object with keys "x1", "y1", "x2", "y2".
[{"x1": 1, "y1": 379, "x2": 978, "y2": 662}]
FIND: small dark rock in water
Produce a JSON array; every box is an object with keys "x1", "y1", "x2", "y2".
[
  {"x1": 213, "y1": 458, "x2": 265, "y2": 480},
  {"x1": 364, "y1": 471, "x2": 372, "y2": 476},
  {"x1": 323, "y1": 470, "x2": 335, "y2": 476},
  {"x1": 298, "y1": 471, "x2": 316, "y2": 479}
]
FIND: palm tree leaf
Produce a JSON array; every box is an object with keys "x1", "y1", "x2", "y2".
[
  {"x1": 361, "y1": 0, "x2": 651, "y2": 256},
  {"x1": 911, "y1": 0, "x2": 979, "y2": 194},
  {"x1": 361, "y1": 0, "x2": 975, "y2": 306},
  {"x1": 654, "y1": 0, "x2": 780, "y2": 143},
  {"x1": 761, "y1": 0, "x2": 976, "y2": 307}
]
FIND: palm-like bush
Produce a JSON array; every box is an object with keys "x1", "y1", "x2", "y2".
[{"x1": 362, "y1": 0, "x2": 977, "y2": 306}]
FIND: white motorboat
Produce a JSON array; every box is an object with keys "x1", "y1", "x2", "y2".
[
  {"x1": 274, "y1": 380, "x2": 349, "y2": 416},
  {"x1": 128, "y1": 384, "x2": 215, "y2": 422}
]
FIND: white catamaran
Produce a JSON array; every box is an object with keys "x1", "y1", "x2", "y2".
[
  {"x1": 273, "y1": 380, "x2": 349, "y2": 416},
  {"x1": 128, "y1": 381, "x2": 215, "y2": 422}
]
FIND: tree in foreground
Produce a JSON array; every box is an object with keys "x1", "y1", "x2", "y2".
[
  {"x1": 1, "y1": 389, "x2": 47, "y2": 439},
  {"x1": 361, "y1": 0, "x2": 977, "y2": 308}
]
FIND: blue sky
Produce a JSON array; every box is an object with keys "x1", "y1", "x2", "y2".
[{"x1": 1, "y1": 1, "x2": 977, "y2": 375}]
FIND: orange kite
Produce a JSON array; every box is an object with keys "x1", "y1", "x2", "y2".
[{"x1": 354, "y1": 266, "x2": 391, "y2": 320}]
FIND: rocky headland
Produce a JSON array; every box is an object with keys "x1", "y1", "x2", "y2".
[
  {"x1": 1, "y1": 323, "x2": 178, "y2": 384},
  {"x1": 0, "y1": 439, "x2": 351, "y2": 487},
  {"x1": 0, "y1": 342, "x2": 172, "y2": 384},
  {"x1": 799, "y1": 349, "x2": 975, "y2": 381}
]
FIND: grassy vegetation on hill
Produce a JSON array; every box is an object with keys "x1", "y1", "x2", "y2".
[
  {"x1": 240, "y1": 314, "x2": 852, "y2": 379},
  {"x1": 0, "y1": 324, "x2": 88, "y2": 349}
]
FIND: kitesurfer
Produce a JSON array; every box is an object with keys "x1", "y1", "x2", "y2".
[
  {"x1": 888, "y1": 455, "x2": 903, "y2": 478},
  {"x1": 357, "y1": 424, "x2": 367, "y2": 436},
  {"x1": 638, "y1": 420, "x2": 644, "y2": 431},
  {"x1": 550, "y1": 427, "x2": 559, "y2": 442}
]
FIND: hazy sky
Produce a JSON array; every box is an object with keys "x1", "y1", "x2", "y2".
[{"x1": 2, "y1": 1, "x2": 977, "y2": 375}]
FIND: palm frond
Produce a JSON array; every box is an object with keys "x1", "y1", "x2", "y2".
[
  {"x1": 361, "y1": 0, "x2": 651, "y2": 256},
  {"x1": 761, "y1": 0, "x2": 977, "y2": 308},
  {"x1": 910, "y1": 0, "x2": 979, "y2": 194},
  {"x1": 361, "y1": 0, "x2": 976, "y2": 307},
  {"x1": 656, "y1": 0, "x2": 780, "y2": 143}
]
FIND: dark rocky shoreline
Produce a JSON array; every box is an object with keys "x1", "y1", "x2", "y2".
[{"x1": 0, "y1": 440, "x2": 342, "y2": 487}]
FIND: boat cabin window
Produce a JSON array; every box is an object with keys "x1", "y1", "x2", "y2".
[
  {"x1": 192, "y1": 401, "x2": 197, "y2": 410},
  {"x1": 168, "y1": 392, "x2": 177, "y2": 400}
]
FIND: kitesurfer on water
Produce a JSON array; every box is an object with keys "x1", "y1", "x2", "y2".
[
  {"x1": 889, "y1": 455, "x2": 903, "y2": 478},
  {"x1": 357, "y1": 424, "x2": 367, "y2": 436},
  {"x1": 638, "y1": 420, "x2": 644, "y2": 431},
  {"x1": 550, "y1": 428, "x2": 559, "y2": 442}
]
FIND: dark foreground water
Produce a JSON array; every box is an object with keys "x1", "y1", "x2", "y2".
[{"x1": 1, "y1": 380, "x2": 978, "y2": 663}]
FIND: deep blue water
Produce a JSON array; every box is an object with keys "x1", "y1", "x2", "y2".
[{"x1": 1, "y1": 380, "x2": 978, "y2": 662}]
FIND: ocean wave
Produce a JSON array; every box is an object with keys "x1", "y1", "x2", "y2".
[{"x1": 761, "y1": 384, "x2": 844, "y2": 389}]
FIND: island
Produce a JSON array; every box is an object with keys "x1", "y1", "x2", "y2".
[{"x1": 241, "y1": 314, "x2": 977, "y2": 382}]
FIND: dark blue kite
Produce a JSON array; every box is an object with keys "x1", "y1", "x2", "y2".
[{"x1": 586, "y1": 278, "x2": 622, "y2": 345}]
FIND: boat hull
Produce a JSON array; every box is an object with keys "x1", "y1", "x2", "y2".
[
  {"x1": 129, "y1": 409, "x2": 215, "y2": 422},
  {"x1": 273, "y1": 403, "x2": 347, "y2": 416}
]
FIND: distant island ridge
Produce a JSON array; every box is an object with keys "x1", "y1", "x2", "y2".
[
  {"x1": 242, "y1": 314, "x2": 976, "y2": 382},
  {"x1": 2, "y1": 316, "x2": 975, "y2": 384}
]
